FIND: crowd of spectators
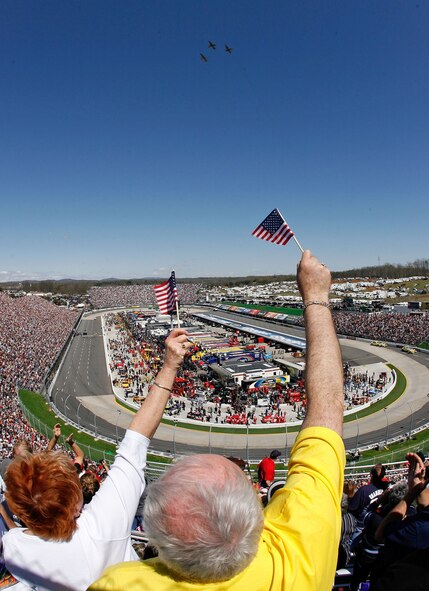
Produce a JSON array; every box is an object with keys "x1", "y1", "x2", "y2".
[
  {"x1": 333, "y1": 311, "x2": 428, "y2": 346},
  {"x1": 89, "y1": 283, "x2": 203, "y2": 309},
  {"x1": 0, "y1": 292, "x2": 77, "y2": 460},
  {"x1": 338, "y1": 454, "x2": 429, "y2": 590}
]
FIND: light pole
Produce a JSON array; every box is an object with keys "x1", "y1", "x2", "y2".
[
  {"x1": 383, "y1": 408, "x2": 389, "y2": 445},
  {"x1": 115, "y1": 410, "x2": 121, "y2": 444},
  {"x1": 76, "y1": 401, "x2": 82, "y2": 430},
  {"x1": 405, "y1": 401, "x2": 414, "y2": 438},
  {"x1": 54, "y1": 388, "x2": 59, "y2": 409},
  {"x1": 246, "y1": 420, "x2": 249, "y2": 465},
  {"x1": 284, "y1": 419, "x2": 288, "y2": 464},
  {"x1": 355, "y1": 413, "x2": 360, "y2": 453},
  {"x1": 173, "y1": 419, "x2": 177, "y2": 458},
  {"x1": 64, "y1": 394, "x2": 71, "y2": 417}
]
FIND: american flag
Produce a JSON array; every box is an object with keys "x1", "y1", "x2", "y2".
[
  {"x1": 154, "y1": 271, "x2": 178, "y2": 315},
  {"x1": 251, "y1": 208, "x2": 294, "y2": 246}
]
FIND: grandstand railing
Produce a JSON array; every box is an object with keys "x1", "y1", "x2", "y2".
[{"x1": 20, "y1": 398, "x2": 418, "y2": 485}]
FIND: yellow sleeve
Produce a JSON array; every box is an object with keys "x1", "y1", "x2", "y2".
[{"x1": 263, "y1": 427, "x2": 345, "y2": 591}]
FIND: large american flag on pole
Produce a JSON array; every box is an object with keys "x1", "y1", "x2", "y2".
[
  {"x1": 153, "y1": 271, "x2": 178, "y2": 315},
  {"x1": 251, "y1": 208, "x2": 294, "y2": 246}
]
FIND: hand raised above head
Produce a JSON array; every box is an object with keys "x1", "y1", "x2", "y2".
[
  {"x1": 297, "y1": 250, "x2": 331, "y2": 303},
  {"x1": 163, "y1": 328, "x2": 191, "y2": 371},
  {"x1": 66, "y1": 433, "x2": 75, "y2": 445},
  {"x1": 406, "y1": 452, "x2": 427, "y2": 490}
]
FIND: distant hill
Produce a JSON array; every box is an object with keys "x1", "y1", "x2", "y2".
[{"x1": 0, "y1": 258, "x2": 427, "y2": 295}]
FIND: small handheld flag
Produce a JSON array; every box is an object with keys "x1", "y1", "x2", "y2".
[
  {"x1": 252, "y1": 208, "x2": 304, "y2": 252},
  {"x1": 154, "y1": 271, "x2": 179, "y2": 315}
]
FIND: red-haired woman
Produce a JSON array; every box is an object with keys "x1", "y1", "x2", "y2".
[{"x1": 3, "y1": 329, "x2": 191, "y2": 591}]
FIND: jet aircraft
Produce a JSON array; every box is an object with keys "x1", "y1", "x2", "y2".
[
  {"x1": 225, "y1": 44, "x2": 233, "y2": 54},
  {"x1": 200, "y1": 53, "x2": 208, "y2": 62},
  {"x1": 208, "y1": 41, "x2": 216, "y2": 49}
]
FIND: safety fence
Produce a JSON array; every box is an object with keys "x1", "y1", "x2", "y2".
[{"x1": 20, "y1": 397, "x2": 427, "y2": 485}]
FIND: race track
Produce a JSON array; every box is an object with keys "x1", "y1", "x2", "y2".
[{"x1": 49, "y1": 309, "x2": 429, "y2": 459}]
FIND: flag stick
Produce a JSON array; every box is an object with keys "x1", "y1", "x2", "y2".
[
  {"x1": 277, "y1": 209, "x2": 304, "y2": 253},
  {"x1": 292, "y1": 235, "x2": 304, "y2": 253},
  {"x1": 175, "y1": 299, "x2": 181, "y2": 328}
]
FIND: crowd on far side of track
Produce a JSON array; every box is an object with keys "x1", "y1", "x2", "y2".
[
  {"x1": 89, "y1": 283, "x2": 203, "y2": 309},
  {"x1": 293, "y1": 310, "x2": 429, "y2": 346}
]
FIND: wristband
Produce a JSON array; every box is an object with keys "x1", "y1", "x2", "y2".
[
  {"x1": 303, "y1": 300, "x2": 331, "y2": 311},
  {"x1": 153, "y1": 381, "x2": 172, "y2": 393}
]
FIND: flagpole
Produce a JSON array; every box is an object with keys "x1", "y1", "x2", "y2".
[
  {"x1": 292, "y1": 235, "x2": 304, "y2": 253},
  {"x1": 277, "y1": 210, "x2": 305, "y2": 254},
  {"x1": 175, "y1": 300, "x2": 181, "y2": 329}
]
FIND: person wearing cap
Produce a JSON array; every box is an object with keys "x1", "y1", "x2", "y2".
[
  {"x1": 258, "y1": 449, "x2": 282, "y2": 489},
  {"x1": 89, "y1": 250, "x2": 346, "y2": 591}
]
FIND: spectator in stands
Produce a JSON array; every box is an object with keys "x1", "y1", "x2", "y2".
[
  {"x1": 350, "y1": 481, "x2": 408, "y2": 590},
  {"x1": 348, "y1": 464, "x2": 386, "y2": 539},
  {"x1": 370, "y1": 546, "x2": 429, "y2": 591},
  {"x1": 89, "y1": 250, "x2": 346, "y2": 591},
  {"x1": 80, "y1": 472, "x2": 101, "y2": 505},
  {"x1": 371, "y1": 453, "x2": 429, "y2": 586},
  {"x1": 0, "y1": 440, "x2": 33, "y2": 480},
  {"x1": 257, "y1": 449, "x2": 281, "y2": 489},
  {"x1": 2, "y1": 329, "x2": 191, "y2": 591},
  {"x1": 0, "y1": 502, "x2": 17, "y2": 532},
  {"x1": 337, "y1": 483, "x2": 357, "y2": 569},
  {"x1": 48, "y1": 424, "x2": 85, "y2": 472}
]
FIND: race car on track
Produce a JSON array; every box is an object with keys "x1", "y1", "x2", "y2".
[
  {"x1": 371, "y1": 341, "x2": 388, "y2": 347},
  {"x1": 402, "y1": 346, "x2": 417, "y2": 354}
]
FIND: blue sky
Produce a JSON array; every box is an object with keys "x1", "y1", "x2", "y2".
[{"x1": 1, "y1": 1, "x2": 428, "y2": 281}]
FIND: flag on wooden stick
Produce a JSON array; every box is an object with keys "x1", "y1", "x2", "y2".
[
  {"x1": 252, "y1": 208, "x2": 303, "y2": 252},
  {"x1": 154, "y1": 271, "x2": 178, "y2": 315}
]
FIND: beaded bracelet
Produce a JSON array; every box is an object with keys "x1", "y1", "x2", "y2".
[
  {"x1": 303, "y1": 300, "x2": 332, "y2": 311},
  {"x1": 152, "y1": 381, "x2": 172, "y2": 393}
]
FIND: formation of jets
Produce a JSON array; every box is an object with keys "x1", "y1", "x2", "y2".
[{"x1": 200, "y1": 41, "x2": 233, "y2": 62}]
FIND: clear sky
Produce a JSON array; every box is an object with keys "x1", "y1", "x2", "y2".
[{"x1": 1, "y1": 1, "x2": 428, "y2": 281}]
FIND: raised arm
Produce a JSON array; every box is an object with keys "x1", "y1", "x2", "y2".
[
  {"x1": 66, "y1": 433, "x2": 85, "y2": 468},
  {"x1": 128, "y1": 328, "x2": 190, "y2": 439},
  {"x1": 375, "y1": 453, "x2": 427, "y2": 543},
  {"x1": 298, "y1": 250, "x2": 344, "y2": 436},
  {"x1": 47, "y1": 423, "x2": 61, "y2": 451}
]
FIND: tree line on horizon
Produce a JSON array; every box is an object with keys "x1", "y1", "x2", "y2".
[{"x1": 0, "y1": 259, "x2": 428, "y2": 295}]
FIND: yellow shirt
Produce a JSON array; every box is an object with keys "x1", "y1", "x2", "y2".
[{"x1": 89, "y1": 427, "x2": 345, "y2": 591}]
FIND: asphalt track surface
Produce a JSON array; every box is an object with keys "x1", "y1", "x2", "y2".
[{"x1": 49, "y1": 309, "x2": 429, "y2": 459}]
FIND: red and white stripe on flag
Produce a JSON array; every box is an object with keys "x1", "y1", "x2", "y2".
[
  {"x1": 153, "y1": 271, "x2": 178, "y2": 315},
  {"x1": 252, "y1": 208, "x2": 294, "y2": 246}
]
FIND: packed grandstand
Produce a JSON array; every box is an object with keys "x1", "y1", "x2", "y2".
[
  {"x1": 88, "y1": 283, "x2": 203, "y2": 309},
  {"x1": 1, "y1": 287, "x2": 429, "y2": 590}
]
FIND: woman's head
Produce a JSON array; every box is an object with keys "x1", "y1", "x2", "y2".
[
  {"x1": 80, "y1": 471, "x2": 100, "y2": 505},
  {"x1": 5, "y1": 451, "x2": 83, "y2": 541}
]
